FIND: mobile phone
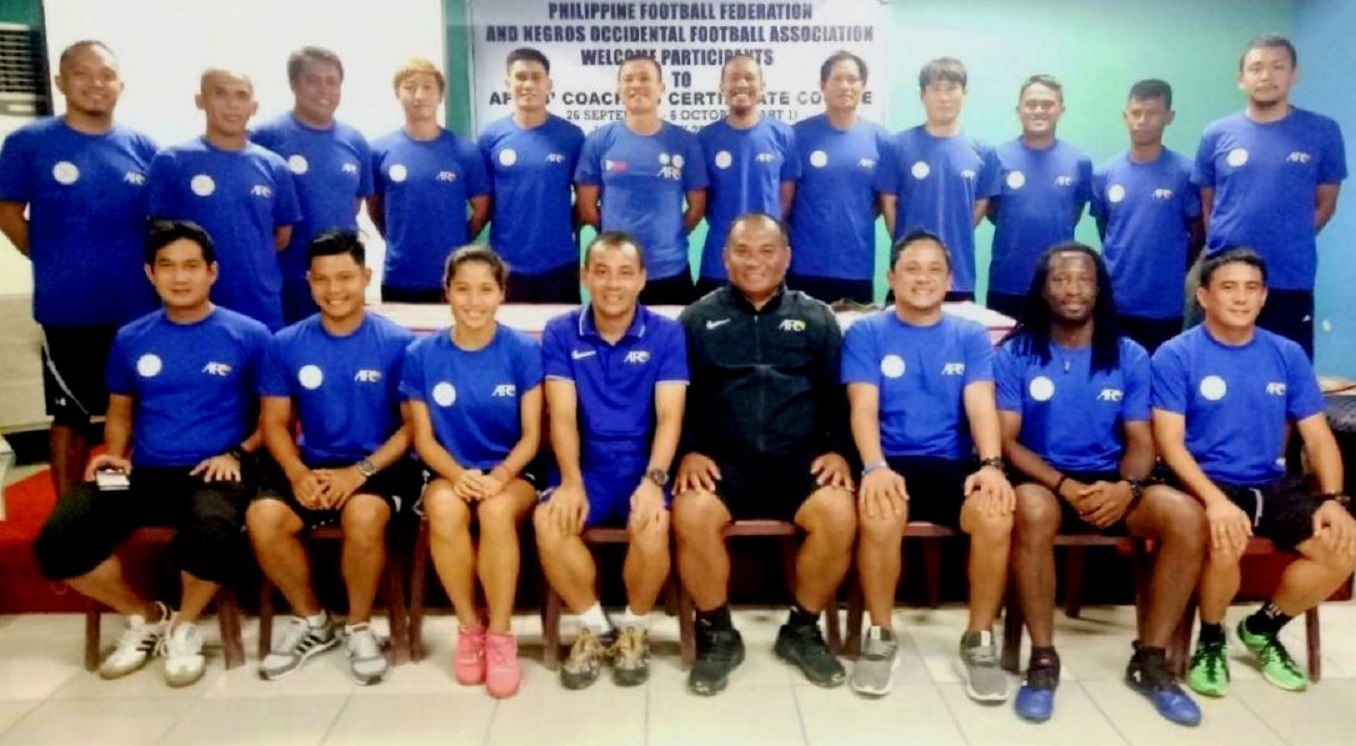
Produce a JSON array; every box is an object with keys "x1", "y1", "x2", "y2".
[{"x1": 95, "y1": 468, "x2": 131, "y2": 491}]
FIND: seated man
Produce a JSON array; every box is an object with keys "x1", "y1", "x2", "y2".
[
  {"x1": 845, "y1": 230, "x2": 1015, "y2": 701},
  {"x1": 247, "y1": 229, "x2": 417, "y2": 686},
  {"x1": 535, "y1": 232, "x2": 687, "y2": 689},
  {"x1": 1000, "y1": 243, "x2": 1205, "y2": 725},
  {"x1": 674, "y1": 212, "x2": 857, "y2": 695},
  {"x1": 1153, "y1": 247, "x2": 1356, "y2": 696},
  {"x1": 33, "y1": 220, "x2": 270, "y2": 687}
]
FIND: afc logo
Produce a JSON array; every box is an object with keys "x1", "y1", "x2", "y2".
[
  {"x1": 1286, "y1": 152, "x2": 1312, "y2": 164},
  {"x1": 1097, "y1": 388, "x2": 1124, "y2": 402},
  {"x1": 202, "y1": 362, "x2": 233, "y2": 376},
  {"x1": 123, "y1": 172, "x2": 146, "y2": 186},
  {"x1": 1054, "y1": 175, "x2": 1074, "y2": 187},
  {"x1": 341, "y1": 163, "x2": 359, "y2": 175},
  {"x1": 354, "y1": 370, "x2": 382, "y2": 383},
  {"x1": 624, "y1": 350, "x2": 651, "y2": 365},
  {"x1": 435, "y1": 171, "x2": 458, "y2": 182},
  {"x1": 857, "y1": 158, "x2": 876, "y2": 169},
  {"x1": 941, "y1": 363, "x2": 965, "y2": 376},
  {"x1": 1266, "y1": 382, "x2": 1287, "y2": 396},
  {"x1": 756, "y1": 152, "x2": 777, "y2": 163},
  {"x1": 1152, "y1": 188, "x2": 1174, "y2": 200},
  {"x1": 547, "y1": 153, "x2": 567, "y2": 163},
  {"x1": 249, "y1": 185, "x2": 273, "y2": 198},
  {"x1": 492, "y1": 384, "x2": 517, "y2": 397},
  {"x1": 779, "y1": 319, "x2": 806, "y2": 332}
]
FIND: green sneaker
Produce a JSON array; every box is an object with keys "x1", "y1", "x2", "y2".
[
  {"x1": 1185, "y1": 639, "x2": 1229, "y2": 697},
  {"x1": 1237, "y1": 620, "x2": 1308, "y2": 692}
]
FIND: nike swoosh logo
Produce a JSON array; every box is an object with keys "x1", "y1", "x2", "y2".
[
  {"x1": 571, "y1": 350, "x2": 597, "y2": 360},
  {"x1": 706, "y1": 319, "x2": 731, "y2": 330}
]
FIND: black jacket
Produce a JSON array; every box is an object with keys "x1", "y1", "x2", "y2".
[{"x1": 678, "y1": 286, "x2": 852, "y2": 460}]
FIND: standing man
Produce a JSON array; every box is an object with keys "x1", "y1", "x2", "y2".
[
  {"x1": 479, "y1": 48, "x2": 585, "y2": 303},
  {"x1": 673, "y1": 213, "x2": 857, "y2": 695},
  {"x1": 788, "y1": 51, "x2": 893, "y2": 305},
  {"x1": 247, "y1": 230, "x2": 417, "y2": 686},
  {"x1": 252, "y1": 47, "x2": 374, "y2": 324},
  {"x1": 370, "y1": 58, "x2": 491, "y2": 303},
  {"x1": 695, "y1": 54, "x2": 799, "y2": 297},
  {"x1": 535, "y1": 232, "x2": 687, "y2": 689},
  {"x1": 1154, "y1": 248, "x2": 1356, "y2": 697},
  {"x1": 1092, "y1": 79, "x2": 1203, "y2": 353},
  {"x1": 0, "y1": 40, "x2": 158, "y2": 497},
  {"x1": 844, "y1": 230, "x2": 1015, "y2": 701},
  {"x1": 878, "y1": 58, "x2": 1000, "y2": 301},
  {"x1": 987, "y1": 75, "x2": 1093, "y2": 322},
  {"x1": 148, "y1": 69, "x2": 302, "y2": 331},
  {"x1": 1192, "y1": 35, "x2": 1347, "y2": 358},
  {"x1": 575, "y1": 54, "x2": 708, "y2": 306}
]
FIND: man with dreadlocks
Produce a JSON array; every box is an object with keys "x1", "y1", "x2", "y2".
[{"x1": 996, "y1": 242, "x2": 1206, "y2": 726}]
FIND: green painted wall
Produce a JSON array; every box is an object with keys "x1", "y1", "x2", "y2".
[{"x1": 0, "y1": 0, "x2": 42, "y2": 26}]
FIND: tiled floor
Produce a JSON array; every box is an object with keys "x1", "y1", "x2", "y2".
[{"x1": 0, "y1": 602, "x2": 1352, "y2": 745}]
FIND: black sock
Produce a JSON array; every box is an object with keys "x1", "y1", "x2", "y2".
[
  {"x1": 1131, "y1": 644, "x2": 1167, "y2": 663},
  {"x1": 1198, "y1": 622, "x2": 1225, "y2": 645},
  {"x1": 1029, "y1": 645, "x2": 1060, "y2": 669},
  {"x1": 696, "y1": 603, "x2": 733, "y2": 630},
  {"x1": 788, "y1": 603, "x2": 819, "y2": 627},
  {"x1": 1245, "y1": 601, "x2": 1293, "y2": 637}
]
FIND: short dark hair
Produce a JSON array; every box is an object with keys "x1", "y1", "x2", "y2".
[
  {"x1": 619, "y1": 53, "x2": 662, "y2": 80},
  {"x1": 506, "y1": 47, "x2": 551, "y2": 74},
  {"x1": 307, "y1": 229, "x2": 365, "y2": 267},
  {"x1": 889, "y1": 229, "x2": 952, "y2": 272},
  {"x1": 443, "y1": 245, "x2": 508, "y2": 290},
  {"x1": 1128, "y1": 78, "x2": 1173, "y2": 109},
  {"x1": 918, "y1": 58, "x2": 966, "y2": 93},
  {"x1": 584, "y1": 231, "x2": 646, "y2": 269},
  {"x1": 287, "y1": 46, "x2": 344, "y2": 85},
  {"x1": 58, "y1": 40, "x2": 116, "y2": 72},
  {"x1": 720, "y1": 52, "x2": 761, "y2": 80},
  {"x1": 1241, "y1": 34, "x2": 1297, "y2": 71},
  {"x1": 725, "y1": 212, "x2": 789, "y2": 248},
  {"x1": 146, "y1": 220, "x2": 215, "y2": 265},
  {"x1": 1200, "y1": 247, "x2": 1268, "y2": 288},
  {"x1": 1020, "y1": 74, "x2": 1063, "y2": 100},
  {"x1": 820, "y1": 50, "x2": 867, "y2": 85}
]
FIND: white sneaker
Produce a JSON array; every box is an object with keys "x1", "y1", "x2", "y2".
[
  {"x1": 99, "y1": 601, "x2": 170, "y2": 680},
  {"x1": 160, "y1": 618, "x2": 206, "y2": 688},
  {"x1": 345, "y1": 623, "x2": 389, "y2": 686},
  {"x1": 259, "y1": 613, "x2": 339, "y2": 681}
]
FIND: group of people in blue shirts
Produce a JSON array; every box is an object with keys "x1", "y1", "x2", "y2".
[{"x1": 1, "y1": 31, "x2": 1353, "y2": 732}]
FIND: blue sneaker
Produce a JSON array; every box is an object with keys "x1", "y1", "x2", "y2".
[
  {"x1": 1014, "y1": 649, "x2": 1059, "y2": 722},
  {"x1": 1126, "y1": 645, "x2": 1202, "y2": 727}
]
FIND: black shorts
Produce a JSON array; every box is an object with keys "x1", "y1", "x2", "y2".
[
  {"x1": 639, "y1": 271, "x2": 697, "y2": 306},
  {"x1": 786, "y1": 275, "x2": 874, "y2": 306},
  {"x1": 506, "y1": 263, "x2": 581, "y2": 305},
  {"x1": 1117, "y1": 314, "x2": 1183, "y2": 355},
  {"x1": 889, "y1": 456, "x2": 972, "y2": 530},
  {"x1": 41, "y1": 325, "x2": 118, "y2": 427},
  {"x1": 254, "y1": 458, "x2": 423, "y2": 530},
  {"x1": 1218, "y1": 477, "x2": 1330, "y2": 551},
  {"x1": 986, "y1": 290, "x2": 1026, "y2": 324},
  {"x1": 1256, "y1": 288, "x2": 1314, "y2": 360},
  {"x1": 381, "y1": 285, "x2": 444, "y2": 304},
  {"x1": 713, "y1": 452, "x2": 822, "y2": 523}
]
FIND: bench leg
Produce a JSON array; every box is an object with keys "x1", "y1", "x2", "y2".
[
  {"x1": 384, "y1": 553, "x2": 411, "y2": 665},
  {"x1": 1001, "y1": 589, "x2": 1023, "y2": 673},
  {"x1": 1063, "y1": 546, "x2": 1087, "y2": 619},
  {"x1": 679, "y1": 587, "x2": 696, "y2": 671},
  {"x1": 408, "y1": 521, "x2": 429, "y2": 662},
  {"x1": 1306, "y1": 607, "x2": 1321, "y2": 683},
  {"x1": 216, "y1": 588, "x2": 246, "y2": 670},
  {"x1": 922, "y1": 539, "x2": 943, "y2": 608},
  {"x1": 258, "y1": 580, "x2": 275, "y2": 660},
  {"x1": 844, "y1": 581, "x2": 864, "y2": 659},
  {"x1": 542, "y1": 587, "x2": 562, "y2": 671},
  {"x1": 84, "y1": 605, "x2": 101, "y2": 673}
]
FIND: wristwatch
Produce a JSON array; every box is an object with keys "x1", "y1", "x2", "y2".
[
  {"x1": 356, "y1": 458, "x2": 378, "y2": 479},
  {"x1": 1319, "y1": 493, "x2": 1352, "y2": 508},
  {"x1": 978, "y1": 456, "x2": 1005, "y2": 471},
  {"x1": 1126, "y1": 478, "x2": 1146, "y2": 509},
  {"x1": 645, "y1": 468, "x2": 669, "y2": 487}
]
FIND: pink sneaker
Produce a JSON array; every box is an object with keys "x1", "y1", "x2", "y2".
[
  {"x1": 454, "y1": 625, "x2": 486, "y2": 685},
  {"x1": 485, "y1": 632, "x2": 522, "y2": 699}
]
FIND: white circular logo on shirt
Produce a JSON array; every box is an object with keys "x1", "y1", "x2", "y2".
[
  {"x1": 1108, "y1": 184, "x2": 1126, "y2": 203},
  {"x1": 714, "y1": 150, "x2": 733, "y2": 169},
  {"x1": 1226, "y1": 148, "x2": 1249, "y2": 168},
  {"x1": 658, "y1": 152, "x2": 671, "y2": 166},
  {"x1": 52, "y1": 161, "x2": 80, "y2": 185},
  {"x1": 136, "y1": 353, "x2": 163, "y2": 378},
  {"x1": 880, "y1": 354, "x2": 906, "y2": 379},
  {"x1": 498, "y1": 148, "x2": 517, "y2": 167},
  {"x1": 1029, "y1": 375, "x2": 1055, "y2": 402},
  {"x1": 287, "y1": 154, "x2": 309, "y2": 175},
  {"x1": 432, "y1": 381, "x2": 457, "y2": 407},
  {"x1": 809, "y1": 150, "x2": 829, "y2": 168},
  {"x1": 1199, "y1": 375, "x2": 1228, "y2": 401},
  {"x1": 910, "y1": 161, "x2": 931, "y2": 180},
  {"x1": 190, "y1": 174, "x2": 216, "y2": 197},
  {"x1": 389, "y1": 164, "x2": 408, "y2": 183},
  {"x1": 1006, "y1": 170, "x2": 1026, "y2": 190},
  {"x1": 297, "y1": 364, "x2": 324, "y2": 390},
  {"x1": 672, "y1": 154, "x2": 685, "y2": 169}
]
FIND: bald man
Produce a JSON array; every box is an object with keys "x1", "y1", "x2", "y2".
[{"x1": 148, "y1": 69, "x2": 301, "y2": 330}]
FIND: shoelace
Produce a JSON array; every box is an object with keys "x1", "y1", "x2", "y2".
[
  {"x1": 1191, "y1": 641, "x2": 1226, "y2": 681},
  {"x1": 568, "y1": 631, "x2": 603, "y2": 666},
  {"x1": 614, "y1": 629, "x2": 646, "y2": 663},
  {"x1": 702, "y1": 629, "x2": 741, "y2": 664},
  {"x1": 1136, "y1": 652, "x2": 1179, "y2": 690},
  {"x1": 967, "y1": 642, "x2": 998, "y2": 666},
  {"x1": 486, "y1": 638, "x2": 515, "y2": 668},
  {"x1": 348, "y1": 629, "x2": 380, "y2": 659},
  {"x1": 1258, "y1": 638, "x2": 1303, "y2": 677},
  {"x1": 274, "y1": 618, "x2": 313, "y2": 655}
]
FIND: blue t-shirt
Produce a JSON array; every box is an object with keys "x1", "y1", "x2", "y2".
[
  {"x1": 1091, "y1": 150, "x2": 1201, "y2": 320},
  {"x1": 250, "y1": 113, "x2": 373, "y2": 283},
  {"x1": 258, "y1": 313, "x2": 414, "y2": 465},
  {"x1": 988, "y1": 139, "x2": 1094, "y2": 295},
  {"x1": 1151, "y1": 325, "x2": 1326, "y2": 486},
  {"x1": 542, "y1": 306, "x2": 688, "y2": 456},
  {"x1": 1193, "y1": 109, "x2": 1348, "y2": 290},
  {"x1": 106, "y1": 307, "x2": 270, "y2": 468},
  {"x1": 996, "y1": 336, "x2": 1150, "y2": 473},
  {"x1": 0, "y1": 118, "x2": 159, "y2": 326},
  {"x1": 400, "y1": 325, "x2": 543, "y2": 471},
  {"x1": 841, "y1": 311, "x2": 993, "y2": 460},
  {"x1": 574, "y1": 121, "x2": 708, "y2": 280},
  {"x1": 147, "y1": 138, "x2": 302, "y2": 330},
  {"x1": 697, "y1": 117, "x2": 800, "y2": 281},
  {"x1": 478, "y1": 114, "x2": 585, "y2": 276},
  {"x1": 788, "y1": 114, "x2": 891, "y2": 280},
  {"x1": 879, "y1": 126, "x2": 1001, "y2": 293},
  {"x1": 371, "y1": 129, "x2": 492, "y2": 292}
]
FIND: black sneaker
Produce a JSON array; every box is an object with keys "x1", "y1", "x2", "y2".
[
  {"x1": 688, "y1": 625, "x2": 745, "y2": 696},
  {"x1": 774, "y1": 622, "x2": 845, "y2": 687}
]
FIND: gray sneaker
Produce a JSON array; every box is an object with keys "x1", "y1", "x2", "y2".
[
  {"x1": 850, "y1": 626, "x2": 899, "y2": 696},
  {"x1": 258, "y1": 614, "x2": 340, "y2": 681},
  {"x1": 344, "y1": 623, "x2": 390, "y2": 686},
  {"x1": 956, "y1": 629, "x2": 1008, "y2": 702}
]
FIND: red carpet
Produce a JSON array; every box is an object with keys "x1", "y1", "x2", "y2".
[{"x1": 0, "y1": 467, "x2": 90, "y2": 613}]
